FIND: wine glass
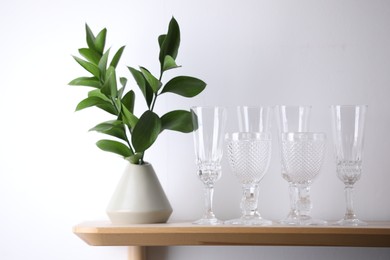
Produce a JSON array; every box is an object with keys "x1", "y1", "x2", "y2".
[
  {"x1": 275, "y1": 105, "x2": 311, "y2": 133},
  {"x1": 330, "y1": 105, "x2": 367, "y2": 226},
  {"x1": 191, "y1": 106, "x2": 227, "y2": 225},
  {"x1": 275, "y1": 105, "x2": 312, "y2": 224},
  {"x1": 237, "y1": 106, "x2": 271, "y2": 132},
  {"x1": 281, "y1": 132, "x2": 327, "y2": 225},
  {"x1": 225, "y1": 132, "x2": 272, "y2": 225}
]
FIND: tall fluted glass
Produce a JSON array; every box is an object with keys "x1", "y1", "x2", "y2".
[
  {"x1": 330, "y1": 105, "x2": 367, "y2": 226},
  {"x1": 281, "y1": 132, "x2": 327, "y2": 225},
  {"x1": 237, "y1": 106, "x2": 271, "y2": 133},
  {"x1": 191, "y1": 106, "x2": 227, "y2": 225},
  {"x1": 275, "y1": 105, "x2": 312, "y2": 225},
  {"x1": 275, "y1": 105, "x2": 311, "y2": 133}
]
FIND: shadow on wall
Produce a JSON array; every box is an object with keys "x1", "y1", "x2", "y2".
[{"x1": 147, "y1": 246, "x2": 390, "y2": 260}]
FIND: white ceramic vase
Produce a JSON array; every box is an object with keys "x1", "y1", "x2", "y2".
[{"x1": 106, "y1": 163, "x2": 172, "y2": 224}]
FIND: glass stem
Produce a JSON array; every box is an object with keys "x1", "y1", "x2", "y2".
[
  {"x1": 204, "y1": 184, "x2": 215, "y2": 219},
  {"x1": 297, "y1": 184, "x2": 312, "y2": 217},
  {"x1": 288, "y1": 183, "x2": 298, "y2": 217},
  {"x1": 241, "y1": 184, "x2": 260, "y2": 216},
  {"x1": 344, "y1": 184, "x2": 356, "y2": 219}
]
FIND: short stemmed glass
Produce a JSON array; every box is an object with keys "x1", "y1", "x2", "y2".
[
  {"x1": 281, "y1": 132, "x2": 327, "y2": 225},
  {"x1": 225, "y1": 106, "x2": 272, "y2": 225},
  {"x1": 191, "y1": 106, "x2": 227, "y2": 225},
  {"x1": 275, "y1": 105, "x2": 312, "y2": 224},
  {"x1": 225, "y1": 132, "x2": 272, "y2": 225},
  {"x1": 330, "y1": 105, "x2": 367, "y2": 226}
]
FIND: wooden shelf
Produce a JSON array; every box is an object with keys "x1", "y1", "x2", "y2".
[{"x1": 74, "y1": 221, "x2": 390, "y2": 248}]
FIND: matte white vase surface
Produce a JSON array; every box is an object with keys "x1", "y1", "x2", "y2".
[{"x1": 106, "y1": 163, "x2": 172, "y2": 224}]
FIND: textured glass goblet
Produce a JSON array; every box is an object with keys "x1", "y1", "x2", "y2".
[
  {"x1": 330, "y1": 105, "x2": 367, "y2": 226},
  {"x1": 191, "y1": 106, "x2": 227, "y2": 225},
  {"x1": 225, "y1": 132, "x2": 272, "y2": 225},
  {"x1": 281, "y1": 132, "x2": 327, "y2": 225},
  {"x1": 275, "y1": 105, "x2": 312, "y2": 224}
]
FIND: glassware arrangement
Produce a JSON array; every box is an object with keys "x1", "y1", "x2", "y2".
[
  {"x1": 275, "y1": 105, "x2": 312, "y2": 225},
  {"x1": 191, "y1": 106, "x2": 227, "y2": 225},
  {"x1": 280, "y1": 132, "x2": 327, "y2": 225},
  {"x1": 187, "y1": 104, "x2": 369, "y2": 226},
  {"x1": 330, "y1": 105, "x2": 368, "y2": 226}
]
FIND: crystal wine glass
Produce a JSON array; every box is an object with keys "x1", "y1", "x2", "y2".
[
  {"x1": 281, "y1": 132, "x2": 327, "y2": 225},
  {"x1": 191, "y1": 106, "x2": 227, "y2": 225},
  {"x1": 225, "y1": 132, "x2": 272, "y2": 225},
  {"x1": 330, "y1": 105, "x2": 367, "y2": 226},
  {"x1": 275, "y1": 105, "x2": 312, "y2": 224},
  {"x1": 237, "y1": 106, "x2": 271, "y2": 133}
]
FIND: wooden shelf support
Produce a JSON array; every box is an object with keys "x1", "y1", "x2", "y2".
[{"x1": 128, "y1": 246, "x2": 145, "y2": 260}]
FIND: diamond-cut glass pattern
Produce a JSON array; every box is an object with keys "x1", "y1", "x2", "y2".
[
  {"x1": 281, "y1": 133, "x2": 326, "y2": 184},
  {"x1": 227, "y1": 133, "x2": 271, "y2": 185}
]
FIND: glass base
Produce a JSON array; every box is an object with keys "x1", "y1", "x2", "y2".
[
  {"x1": 334, "y1": 218, "x2": 367, "y2": 226},
  {"x1": 225, "y1": 215, "x2": 272, "y2": 226},
  {"x1": 280, "y1": 214, "x2": 327, "y2": 226},
  {"x1": 193, "y1": 217, "x2": 223, "y2": 225}
]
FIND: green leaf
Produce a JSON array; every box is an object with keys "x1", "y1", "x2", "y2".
[
  {"x1": 89, "y1": 120, "x2": 127, "y2": 141},
  {"x1": 78, "y1": 48, "x2": 101, "y2": 65},
  {"x1": 110, "y1": 46, "x2": 125, "y2": 68},
  {"x1": 87, "y1": 90, "x2": 117, "y2": 114},
  {"x1": 121, "y1": 104, "x2": 138, "y2": 130},
  {"x1": 117, "y1": 77, "x2": 127, "y2": 99},
  {"x1": 73, "y1": 56, "x2": 100, "y2": 78},
  {"x1": 114, "y1": 98, "x2": 122, "y2": 114},
  {"x1": 75, "y1": 96, "x2": 108, "y2": 111},
  {"x1": 162, "y1": 55, "x2": 180, "y2": 72},
  {"x1": 96, "y1": 139, "x2": 132, "y2": 157},
  {"x1": 101, "y1": 66, "x2": 117, "y2": 97},
  {"x1": 128, "y1": 66, "x2": 145, "y2": 93},
  {"x1": 131, "y1": 111, "x2": 161, "y2": 152},
  {"x1": 159, "y1": 17, "x2": 180, "y2": 68},
  {"x1": 191, "y1": 112, "x2": 199, "y2": 131},
  {"x1": 122, "y1": 90, "x2": 135, "y2": 113},
  {"x1": 161, "y1": 110, "x2": 193, "y2": 133},
  {"x1": 103, "y1": 125, "x2": 127, "y2": 141},
  {"x1": 95, "y1": 28, "x2": 107, "y2": 55},
  {"x1": 108, "y1": 67, "x2": 118, "y2": 97},
  {"x1": 85, "y1": 24, "x2": 96, "y2": 51},
  {"x1": 144, "y1": 81, "x2": 154, "y2": 109},
  {"x1": 97, "y1": 103, "x2": 117, "y2": 115},
  {"x1": 160, "y1": 76, "x2": 206, "y2": 97},
  {"x1": 98, "y1": 48, "x2": 110, "y2": 78},
  {"x1": 89, "y1": 120, "x2": 121, "y2": 131},
  {"x1": 158, "y1": 34, "x2": 166, "y2": 48},
  {"x1": 120, "y1": 77, "x2": 127, "y2": 88},
  {"x1": 69, "y1": 77, "x2": 101, "y2": 88},
  {"x1": 140, "y1": 67, "x2": 160, "y2": 93},
  {"x1": 128, "y1": 66, "x2": 153, "y2": 108},
  {"x1": 88, "y1": 89, "x2": 110, "y2": 101}
]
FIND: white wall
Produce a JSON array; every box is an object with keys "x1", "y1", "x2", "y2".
[{"x1": 0, "y1": 0, "x2": 389, "y2": 259}]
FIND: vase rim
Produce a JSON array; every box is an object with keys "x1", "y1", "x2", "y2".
[{"x1": 129, "y1": 161, "x2": 152, "y2": 166}]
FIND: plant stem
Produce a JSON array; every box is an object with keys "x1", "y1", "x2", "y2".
[
  {"x1": 149, "y1": 72, "x2": 163, "y2": 112},
  {"x1": 150, "y1": 93, "x2": 158, "y2": 111}
]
